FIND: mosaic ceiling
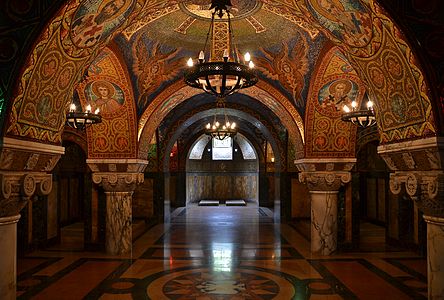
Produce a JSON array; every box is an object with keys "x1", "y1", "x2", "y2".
[{"x1": 1, "y1": 0, "x2": 441, "y2": 161}]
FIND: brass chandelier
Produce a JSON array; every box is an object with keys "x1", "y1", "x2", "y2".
[
  {"x1": 205, "y1": 98, "x2": 237, "y2": 140},
  {"x1": 66, "y1": 103, "x2": 102, "y2": 130},
  {"x1": 184, "y1": 0, "x2": 258, "y2": 98},
  {"x1": 341, "y1": 99, "x2": 376, "y2": 128}
]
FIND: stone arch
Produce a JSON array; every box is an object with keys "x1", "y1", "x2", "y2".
[
  {"x1": 2, "y1": 0, "x2": 439, "y2": 151},
  {"x1": 137, "y1": 80, "x2": 305, "y2": 160}
]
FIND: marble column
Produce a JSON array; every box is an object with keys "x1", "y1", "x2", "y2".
[
  {"x1": 310, "y1": 191, "x2": 338, "y2": 255},
  {"x1": 105, "y1": 191, "x2": 133, "y2": 255},
  {"x1": 424, "y1": 216, "x2": 444, "y2": 299},
  {"x1": 0, "y1": 215, "x2": 20, "y2": 300},
  {"x1": 378, "y1": 137, "x2": 444, "y2": 300},
  {"x1": 295, "y1": 158, "x2": 355, "y2": 256},
  {"x1": 90, "y1": 166, "x2": 146, "y2": 255}
]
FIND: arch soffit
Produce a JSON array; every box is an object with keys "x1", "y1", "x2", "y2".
[
  {"x1": 4, "y1": 0, "x2": 437, "y2": 152},
  {"x1": 137, "y1": 80, "x2": 305, "y2": 159}
]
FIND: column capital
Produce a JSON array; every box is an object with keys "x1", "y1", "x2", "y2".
[
  {"x1": 88, "y1": 160, "x2": 147, "y2": 192},
  {"x1": 298, "y1": 171, "x2": 351, "y2": 192},
  {"x1": 294, "y1": 159, "x2": 354, "y2": 192},
  {"x1": 378, "y1": 136, "x2": 444, "y2": 171},
  {"x1": 0, "y1": 137, "x2": 64, "y2": 172},
  {"x1": 377, "y1": 137, "x2": 444, "y2": 217},
  {"x1": 92, "y1": 172, "x2": 144, "y2": 192},
  {"x1": 0, "y1": 172, "x2": 52, "y2": 217},
  {"x1": 390, "y1": 170, "x2": 444, "y2": 217}
]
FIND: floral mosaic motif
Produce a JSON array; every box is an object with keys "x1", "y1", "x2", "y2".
[
  {"x1": 70, "y1": 0, "x2": 135, "y2": 48},
  {"x1": 306, "y1": 0, "x2": 373, "y2": 47}
]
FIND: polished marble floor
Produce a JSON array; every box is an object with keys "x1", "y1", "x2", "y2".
[{"x1": 17, "y1": 206, "x2": 427, "y2": 299}]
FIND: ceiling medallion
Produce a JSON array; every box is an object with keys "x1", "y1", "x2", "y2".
[
  {"x1": 180, "y1": 0, "x2": 261, "y2": 21},
  {"x1": 184, "y1": 0, "x2": 258, "y2": 99}
]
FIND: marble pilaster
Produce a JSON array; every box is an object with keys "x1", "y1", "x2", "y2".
[
  {"x1": 0, "y1": 137, "x2": 63, "y2": 300},
  {"x1": 424, "y1": 216, "x2": 444, "y2": 299},
  {"x1": 0, "y1": 215, "x2": 20, "y2": 300},
  {"x1": 295, "y1": 159, "x2": 355, "y2": 255},
  {"x1": 89, "y1": 160, "x2": 147, "y2": 255},
  {"x1": 378, "y1": 137, "x2": 444, "y2": 299},
  {"x1": 105, "y1": 191, "x2": 133, "y2": 255},
  {"x1": 310, "y1": 191, "x2": 338, "y2": 255}
]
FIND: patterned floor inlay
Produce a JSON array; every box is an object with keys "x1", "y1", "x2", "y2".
[{"x1": 17, "y1": 206, "x2": 427, "y2": 299}]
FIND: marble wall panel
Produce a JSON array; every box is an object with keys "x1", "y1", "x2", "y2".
[
  {"x1": 186, "y1": 174, "x2": 258, "y2": 202},
  {"x1": 47, "y1": 182, "x2": 58, "y2": 240},
  {"x1": 377, "y1": 178, "x2": 386, "y2": 222},
  {"x1": 388, "y1": 194, "x2": 400, "y2": 240},
  {"x1": 214, "y1": 176, "x2": 232, "y2": 200},
  {"x1": 133, "y1": 179, "x2": 154, "y2": 218},
  {"x1": 366, "y1": 178, "x2": 377, "y2": 220},
  {"x1": 291, "y1": 178, "x2": 310, "y2": 218}
]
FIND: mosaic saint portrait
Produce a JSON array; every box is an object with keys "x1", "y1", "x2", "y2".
[
  {"x1": 86, "y1": 80, "x2": 124, "y2": 114},
  {"x1": 317, "y1": 79, "x2": 358, "y2": 112},
  {"x1": 70, "y1": 0, "x2": 134, "y2": 48}
]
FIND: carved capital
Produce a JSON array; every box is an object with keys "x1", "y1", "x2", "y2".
[
  {"x1": 294, "y1": 159, "x2": 354, "y2": 192},
  {"x1": 0, "y1": 137, "x2": 64, "y2": 172},
  {"x1": 299, "y1": 171, "x2": 351, "y2": 192},
  {"x1": 390, "y1": 171, "x2": 444, "y2": 217},
  {"x1": 92, "y1": 172, "x2": 144, "y2": 192},
  {"x1": 378, "y1": 137, "x2": 444, "y2": 171},
  {"x1": 0, "y1": 172, "x2": 53, "y2": 217}
]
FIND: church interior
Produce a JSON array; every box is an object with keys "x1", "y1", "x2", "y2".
[{"x1": 0, "y1": 0, "x2": 443, "y2": 299}]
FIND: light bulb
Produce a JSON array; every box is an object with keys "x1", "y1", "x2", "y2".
[
  {"x1": 187, "y1": 57, "x2": 194, "y2": 67},
  {"x1": 223, "y1": 49, "x2": 229, "y2": 59},
  {"x1": 69, "y1": 103, "x2": 76, "y2": 112},
  {"x1": 244, "y1": 52, "x2": 251, "y2": 62},
  {"x1": 351, "y1": 101, "x2": 357, "y2": 108},
  {"x1": 212, "y1": 125, "x2": 216, "y2": 130},
  {"x1": 343, "y1": 105, "x2": 351, "y2": 113},
  {"x1": 199, "y1": 51, "x2": 205, "y2": 61},
  {"x1": 94, "y1": 108, "x2": 100, "y2": 114},
  {"x1": 226, "y1": 122, "x2": 230, "y2": 127},
  {"x1": 206, "y1": 123, "x2": 211, "y2": 129},
  {"x1": 222, "y1": 125, "x2": 227, "y2": 130},
  {"x1": 231, "y1": 122, "x2": 236, "y2": 129},
  {"x1": 85, "y1": 104, "x2": 91, "y2": 113},
  {"x1": 215, "y1": 121, "x2": 220, "y2": 127},
  {"x1": 248, "y1": 61, "x2": 254, "y2": 69},
  {"x1": 367, "y1": 100, "x2": 374, "y2": 109}
]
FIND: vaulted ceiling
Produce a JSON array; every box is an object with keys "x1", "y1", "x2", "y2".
[{"x1": 0, "y1": 0, "x2": 442, "y2": 168}]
